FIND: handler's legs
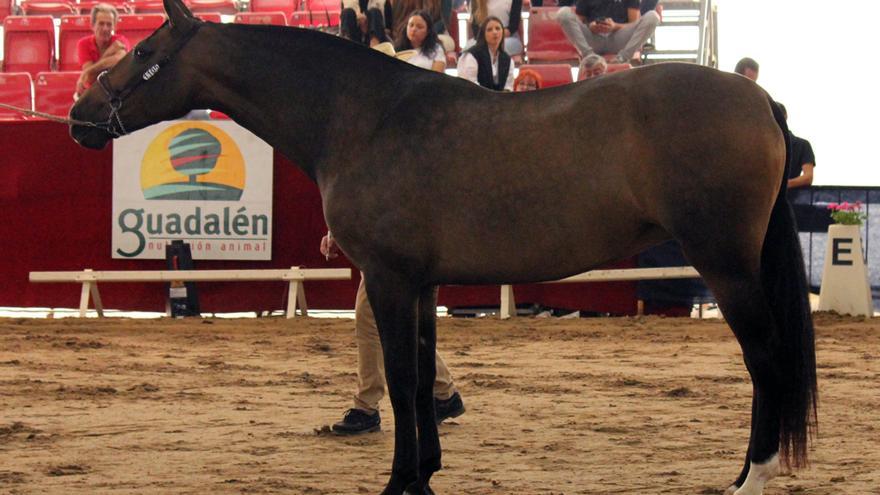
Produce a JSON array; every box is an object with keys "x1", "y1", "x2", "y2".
[
  {"x1": 334, "y1": 276, "x2": 463, "y2": 435},
  {"x1": 609, "y1": 10, "x2": 660, "y2": 61},
  {"x1": 556, "y1": 7, "x2": 607, "y2": 58}
]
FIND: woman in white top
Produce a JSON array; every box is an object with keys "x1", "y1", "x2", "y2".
[
  {"x1": 458, "y1": 16, "x2": 514, "y2": 91},
  {"x1": 394, "y1": 10, "x2": 447, "y2": 72},
  {"x1": 469, "y1": 0, "x2": 523, "y2": 56}
]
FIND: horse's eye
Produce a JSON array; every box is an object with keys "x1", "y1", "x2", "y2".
[{"x1": 134, "y1": 46, "x2": 150, "y2": 60}]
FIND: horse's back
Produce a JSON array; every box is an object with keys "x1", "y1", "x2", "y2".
[{"x1": 325, "y1": 63, "x2": 786, "y2": 284}]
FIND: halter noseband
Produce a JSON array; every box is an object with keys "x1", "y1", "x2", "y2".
[{"x1": 93, "y1": 20, "x2": 203, "y2": 138}]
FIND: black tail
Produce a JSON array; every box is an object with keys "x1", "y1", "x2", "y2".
[{"x1": 760, "y1": 97, "x2": 818, "y2": 468}]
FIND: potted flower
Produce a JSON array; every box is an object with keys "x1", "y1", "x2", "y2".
[{"x1": 827, "y1": 201, "x2": 868, "y2": 225}]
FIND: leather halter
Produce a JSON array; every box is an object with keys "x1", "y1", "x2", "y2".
[{"x1": 94, "y1": 20, "x2": 203, "y2": 137}]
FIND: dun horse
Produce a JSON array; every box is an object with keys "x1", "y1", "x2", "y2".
[{"x1": 69, "y1": 0, "x2": 817, "y2": 493}]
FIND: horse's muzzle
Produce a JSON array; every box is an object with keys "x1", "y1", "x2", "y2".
[{"x1": 69, "y1": 104, "x2": 112, "y2": 150}]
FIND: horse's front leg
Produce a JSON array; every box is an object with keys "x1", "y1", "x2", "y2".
[
  {"x1": 365, "y1": 272, "x2": 422, "y2": 495},
  {"x1": 414, "y1": 285, "x2": 441, "y2": 489}
]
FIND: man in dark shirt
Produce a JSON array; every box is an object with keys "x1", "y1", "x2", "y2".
[
  {"x1": 557, "y1": 0, "x2": 660, "y2": 65},
  {"x1": 779, "y1": 104, "x2": 816, "y2": 189}
]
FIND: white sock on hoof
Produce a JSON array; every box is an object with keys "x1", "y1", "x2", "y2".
[
  {"x1": 734, "y1": 453, "x2": 779, "y2": 495},
  {"x1": 724, "y1": 484, "x2": 739, "y2": 495}
]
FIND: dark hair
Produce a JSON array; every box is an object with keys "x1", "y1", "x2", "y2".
[
  {"x1": 365, "y1": 9, "x2": 389, "y2": 44},
  {"x1": 466, "y1": 16, "x2": 506, "y2": 57},
  {"x1": 339, "y1": 8, "x2": 360, "y2": 42},
  {"x1": 734, "y1": 57, "x2": 759, "y2": 76},
  {"x1": 340, "y1": 7, "x2": 388, "y2": 45},
  {"x1": 395, "y1": 9, "x2": 441, "y2": 58}
]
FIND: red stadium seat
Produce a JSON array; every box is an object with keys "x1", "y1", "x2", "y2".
[
  {"x1": 33, "y1": 71, "x2": 78, "y2": 118},
  {"x1": 116, "y1": 13, "x2": 165, "y2": 45},
  {"x1": 19, "y1": 1, "x2": 77, "y2": 17},
  {"x1": 305, "y1": 0, "x2": 335, "y2": 11},
  {"x1": 288, "y1": 10, "x2": 310, "y2": 27},
  {"x1": 186, "y1": 0, "x2": 237, "y2": 15},
  {"x1": 517, "y1": 63, "x2": 572, "y2": 88},
  {"x1": 194, "y1": 11, "x2": 222, "y2": 22},
  {"x1": 58, "y1": 15, "x2": 93, "y2": 71},
  {"x1": 0, "y1": 72, "x2": 34, "y2": 120},
  {"x1": 2, "y1": 16, "x2": 56, "y2": 77},
  {"x1": 310, "y1": 9, "x2": 338, "y2": 28},
  {"x1": 235, "y1": 11, "x2": 287, "y2": 25},
  {"x1": 605, "y1": 63, "x2": 632, "y2": 74},
  {"x1": 76, "y1": 0, "x2": 130, "y2": 15},
  {"x1": 526, "y1": 7, "x2": 577, "y2": 63},
  {"x1": 1, "y1": 0, "x2": 12, "y2": 22},
  {"x1": 127, "y1": 0, "x2": 165, "y2": 14},
  {"x1": 250, "y1": 0, "x2": 298, "y2": 18}
]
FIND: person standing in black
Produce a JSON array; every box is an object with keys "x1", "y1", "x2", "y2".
[{"x1": 779, "y1": 103, "x2": 816, "y2": 189}]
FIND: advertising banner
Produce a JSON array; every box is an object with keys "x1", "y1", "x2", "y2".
[{"x1": 112, "y1": 120, "x2": 273, "y2": 260}]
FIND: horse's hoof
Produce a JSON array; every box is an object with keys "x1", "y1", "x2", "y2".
[
  {"x1": 403, "y1": 482, "x2": 434, "y2": 494},
  {"x1": 733, "y1": 453, "x2": 779, "y2": 495},
  {"x1": 724, "y1": 484, "x2": 739, "y2": 495}
]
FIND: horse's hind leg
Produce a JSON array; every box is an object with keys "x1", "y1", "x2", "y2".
[
  {"x1": 681, "y1": 253, "x2": 782, "y2": 495},
  {"x1": 414, "y1": 285, "x2": 441, "y2": 492},
  {"x1": 364, "y1": 271, "x2": 422, "y2": 495}
]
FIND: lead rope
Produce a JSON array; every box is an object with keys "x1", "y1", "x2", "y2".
[{"x1": 0, "y1": 101, "x2": 110, "y2": 128}]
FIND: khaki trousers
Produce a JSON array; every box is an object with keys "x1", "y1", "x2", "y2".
[{"x1": 353, "y1": 276, "x2": 457, "y2": 413}]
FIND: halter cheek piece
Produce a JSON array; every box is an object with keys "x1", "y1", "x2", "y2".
[{"x1": 92, "y1": 21, "x2": 203, "y2": 138}]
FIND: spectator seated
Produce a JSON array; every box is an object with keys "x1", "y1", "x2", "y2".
[
  {"x1": 526, "y1": 7, "x2": 577, "y2": 63},
  {"x1": 234, "y1": 11, "x2": 288, "y2": 25},
  {"x1": 34, "y1": 71, "x2": 79, "y2": 118},
  {"x1": 517, "y1": 63, "x2": 571, "y2": 87},
  {"x1": 2, "y1": 16, "x2": 56, "y2": 78},
  {"x1": 0, "y1": 72, "x2": 33, "y2": 120}
]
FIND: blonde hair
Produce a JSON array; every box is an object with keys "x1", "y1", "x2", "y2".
[{"x1": 90, "y1": 3, "x2": 119, "y2": 26}]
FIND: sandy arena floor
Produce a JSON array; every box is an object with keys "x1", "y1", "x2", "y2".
[{"x1": 1, "y1": 313, "x2": 879, "y2": 494}]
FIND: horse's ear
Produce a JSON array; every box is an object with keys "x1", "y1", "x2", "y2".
[{"x1": 164, "y1": 0, "x2": 195, "y2": 32}]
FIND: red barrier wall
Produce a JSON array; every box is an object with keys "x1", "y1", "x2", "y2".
[{"x1": 0, "y1": 121, "x2": 637, "y2": 314}]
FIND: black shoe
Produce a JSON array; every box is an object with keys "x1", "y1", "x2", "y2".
[
  {"x1": 435, "y1": 392, "x2": 465, "y2": 424},
  {"x1": 332, "y1": 408, "x2": 381, "y2": 435}
]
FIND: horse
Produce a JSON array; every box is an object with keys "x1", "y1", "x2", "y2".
[{"x1": 69, "y1": 0, "x2": 817, "y2": 493}]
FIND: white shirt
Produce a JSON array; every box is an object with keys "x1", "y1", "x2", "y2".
[
  {"x1": 405, "y1": 45, "x2": 447, "y2": 71},
  {"x1": 457, "y1": 51, "x2": 515, "y2": 91},
  {"x1": 486, "y1": 0, "x2": 514, "y2": 28}
]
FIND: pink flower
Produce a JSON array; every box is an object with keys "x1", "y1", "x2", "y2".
[
  {"x1": 827, "y1": 202, "x2": 839, "y2": 211},
  {"x1": 841, "y1": 201, "x2": 851, "y2": 210}
]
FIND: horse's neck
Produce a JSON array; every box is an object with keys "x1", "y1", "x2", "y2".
[{"x1": 194, "y1": 25, "x2": 394, "y2": 179}]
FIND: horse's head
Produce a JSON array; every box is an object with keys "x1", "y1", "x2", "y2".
[{"x1": 70, "y1": 0, "x2": 204, "y2": 149}]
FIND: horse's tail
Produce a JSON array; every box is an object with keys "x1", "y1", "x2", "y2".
[{"x1": 761, "y1": 97, "x2": 818, "y2": 468}]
